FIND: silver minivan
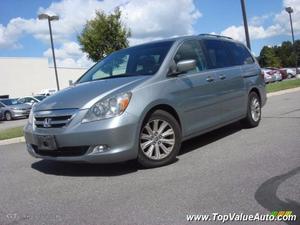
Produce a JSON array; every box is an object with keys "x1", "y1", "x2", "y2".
[{"x1": 24, "y1": 34, "x2": 266, "y2": 168}]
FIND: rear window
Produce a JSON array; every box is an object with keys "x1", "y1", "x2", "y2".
[
  {"x1": 224, "y1": 41, "x2": 254, "y2": 65},
  {"x1": 203, "y1": 39, "x2": 232, "y2": 69}
]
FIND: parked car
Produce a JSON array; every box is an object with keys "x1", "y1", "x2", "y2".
[
  {"x1": 284, "y1": 68, "x2": 297, "y2": 78},
  {"x1": 273, "y1": 70, "x2": 282, "y2": 81},
  {"x1": 0, "y1": 99, "x2": 32, "y2": 121},
  {"x1": 38, "y1": 89, "x2": 57, "y2": 96},
  {"x1": 24, "y1": 34, "x2": 266, "y2": 168},
  {"x1": 0, "y1": 108, "x2": 3, "y2": 121},
  {"x1": 266, "y1": 67, "x2": 288, "y2": 80},
  {"x1": 18, "y1": 95, "x2": 47, "y2": 106},
  {"x1": 262, "y1": 68, "x2": 277, "y2": 83}
]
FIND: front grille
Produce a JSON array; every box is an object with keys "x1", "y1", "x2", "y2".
[
  {"x1": 32, "y1": 145, "x2": 89, "y2": 157},
  {"x1": 34, "y1": 115, "x2": 73, "y2": 128}
]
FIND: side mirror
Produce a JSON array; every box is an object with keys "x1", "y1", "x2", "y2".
[
  {"x1": 177, "y1": 59, "x2": 196, "y2": 73},
  {"x1": 168, "y1": 59, "x2": 196, "y2": 76},
  {"x1": 30, "y1": 100, "x2": 35, "y2": 103}
]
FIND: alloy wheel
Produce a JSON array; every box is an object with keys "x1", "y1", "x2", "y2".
[
  {"x1": 250, "y1": 97, "x2": 261, "y2": 122},
  {"x1": 5, "y1": 112, "x2": 12, "y2": 121},
  {"x1": 140, "y1": 119, "x2": 175, "y2": 160}
]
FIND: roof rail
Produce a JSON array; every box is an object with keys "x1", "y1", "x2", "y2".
[{"x1": 198, "y1": 33, "x2": 233, "y2": 40}]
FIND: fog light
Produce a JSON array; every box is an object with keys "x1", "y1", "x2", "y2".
[{"x1": 91, "y1": 145, "x2": 110, "y2": 154}]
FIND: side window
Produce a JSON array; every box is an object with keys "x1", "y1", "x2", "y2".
[
  {"x1": 203, "y1": 39, "x2": 232, "y2": 69},
  {"x1": 224, "y1": 41, "x2": 254, "y2": 65},
  {"x1": 27, "y1": 98, "x2": 37, "y2": 103},
  {"x1": 18, "y1": 98, "x2": 25, "y2": 104},
  {"x1": 174, "y1": 40, "x2": 207, "y2": 74}
]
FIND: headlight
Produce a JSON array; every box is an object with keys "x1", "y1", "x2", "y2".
[
  {"x1": 82, "y1": 92, "x2": 132, "y2": 123},
  {"x1": 28, "y1": 104, "x2": 36, "y2": 124},
  {"x1": 28, "y1": 109, "x2": 34, "y2": 124}
]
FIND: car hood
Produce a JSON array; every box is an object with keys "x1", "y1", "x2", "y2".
[{"x1": 35, "y1": 76, "x2": 150, "y2": 111}]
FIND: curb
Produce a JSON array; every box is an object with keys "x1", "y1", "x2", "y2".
[
  {"x1": 267, "y1": 86, "x2": 300, "y2": 97},
  {"x1": 0, "y1": 136, "x2": 25, "y2": 146}
]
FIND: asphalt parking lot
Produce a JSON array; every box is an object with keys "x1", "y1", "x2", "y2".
[
  {"x1": 0, "y1": 91, "x2": 299, "y2": 225},
  {"x1": 0, "y1": 118, "x2": 27, "y2": 131}
]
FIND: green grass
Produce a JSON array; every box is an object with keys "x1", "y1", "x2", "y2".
[
  {"x1": 0, "y1": 126, "x2": 24, "y2": 140},
  {"x1": 266, "y1": 78, "x2": 300, "y2": 93}
]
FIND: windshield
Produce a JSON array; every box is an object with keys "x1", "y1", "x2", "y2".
[
  {"x1": 0, "y1": 99, "x2": 19, "y2": 106},
  {"x1": 77, "y1": 41, "x2": 174, "y2": 83},
  {"x1": 34, "y1": 95, "x2": 46, "y2": 101}
]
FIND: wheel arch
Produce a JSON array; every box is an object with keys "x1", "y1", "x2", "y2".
[
  {"x1": 4, "y1": 110, "x2": 12, "y2": 120},
  {"x1": 249, "y1": 87, "x2": 261, "y2": 103},
  {"x1": 141, "y1": 104, "x2": 182, "y2": 131},
  {"x1": 4, "y1": 110, "x2": 11, "y2": 116}
]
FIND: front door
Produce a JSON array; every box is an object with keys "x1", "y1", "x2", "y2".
[{"x1": 171, "y1": 40, "x2": 223, "y2": 136}]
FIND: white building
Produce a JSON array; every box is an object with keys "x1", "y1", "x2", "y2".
[{"x1": 0, "y1": 57, "x2": 88, "y2": 98}]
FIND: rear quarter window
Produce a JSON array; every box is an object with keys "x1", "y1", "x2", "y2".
[{"x1": 224, "y1": 41, "x2": 254, "y2": 65}]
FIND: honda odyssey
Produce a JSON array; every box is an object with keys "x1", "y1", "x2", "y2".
[{"x1": 24, "y1": 34, "x2": 266, "y2": 168}]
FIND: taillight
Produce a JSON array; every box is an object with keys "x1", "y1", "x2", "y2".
[{"x1": 260, "y1": 70, "x2": 265, "y2": 79}]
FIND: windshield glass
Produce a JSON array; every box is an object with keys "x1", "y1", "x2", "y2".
[
  {"x1": 1, "y1": 99, "x2": 19, "y2": 106},
  {"x1": 34, "y1": 96, "x2": 46, "y2": 101},
  {"x1": 77, "y1": 41, "x2": 174, "y2": 83}
]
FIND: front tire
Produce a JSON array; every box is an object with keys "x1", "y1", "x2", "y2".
[
  {"x1": 5, "y1": 111, "x2": 12, "y2": 121},
  {"x1": 241, "y1": 92, "x2": 261, "y2": 128},
  {"x1": 138, "y1": 110, "x2": 181, "y2": 168}
]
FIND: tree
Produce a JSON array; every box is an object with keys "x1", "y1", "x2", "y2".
[
  {"x1": 275, "y1": 41, "x2": 296, "y2": 67},
  {"x1": 294, "y1": 40, "x2": 300, "y2": 67},
  {"x1": 258, "y1": 40, "x2": 300, "y2": 68},
  {"x1": 78, "y1": 8, "x2": 131, "y2": 62},
  {"x1": 259, "y1": 46, "x2": 281, "y2": 67}
]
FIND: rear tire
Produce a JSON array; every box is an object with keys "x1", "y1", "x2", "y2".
[
  {"x1": 137, "y1": 110, "x2": 181, "y2": 168},
  {"x1": 241, "y1": 92, "x2": 261, "y2": 128},
  {"x1": 5, "y1": 111, "x2": 12, "y2": 121}
]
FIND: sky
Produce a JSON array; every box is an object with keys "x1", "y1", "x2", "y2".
[{"x1": 0, "y1": 0, "x2": 300, "y2": 68}]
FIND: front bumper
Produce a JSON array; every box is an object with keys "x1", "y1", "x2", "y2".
[{"x1": 24, "y1": 110, "x2": 140, "y2": 163}]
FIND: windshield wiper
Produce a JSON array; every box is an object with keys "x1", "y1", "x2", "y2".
[{"x1": 93, "y1": 73, "x2": 143, "y2": 81}]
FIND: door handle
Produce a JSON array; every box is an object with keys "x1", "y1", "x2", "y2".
[
  {"x1": 219, "y1": 75, "x2": 226, "y2": 80},
  {"x1": 206, "y1": 76, "x2": 214, "y2": 82}
]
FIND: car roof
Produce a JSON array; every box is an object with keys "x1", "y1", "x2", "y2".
[{"x1": 131, "y1": 34, "x2": 236, "y2": 48}]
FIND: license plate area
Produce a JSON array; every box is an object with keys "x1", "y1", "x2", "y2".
[{"x1": 36, "y1": 135, "x2": 57, "y2": 150}]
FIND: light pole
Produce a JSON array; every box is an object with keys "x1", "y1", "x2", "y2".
[
  {"x1": 38, "y1": 13, "x2": 60, "y2": 91},
  {"x1": 240, "y1": 0, "x2": 251, "y2": 50},
  {"x1": 285, "y1": 7, "x2": 297, "y2": 74},
  {"x1": 285, "y1": 7, "x2": 295, "y2": 44}
]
